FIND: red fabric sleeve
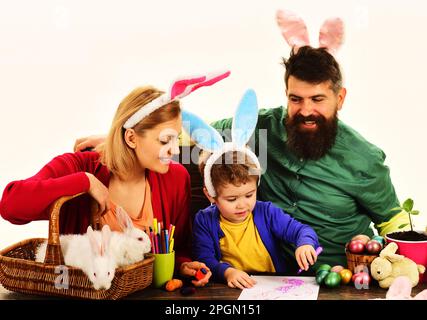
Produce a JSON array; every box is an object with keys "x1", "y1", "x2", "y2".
[
  {"x1": 0, "y1": 152, "x2": 94, "y2": 225},
  {"x1": 149, "y1": 162, "x2": 193, "y2": 273},
  {"x1": 171, "y1": 164, "x2": 193, "y2": 270}
]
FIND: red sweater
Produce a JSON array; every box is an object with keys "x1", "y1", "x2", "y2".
[{"x1": 0, "y1": 151, "x2": 192, "y2": 268}]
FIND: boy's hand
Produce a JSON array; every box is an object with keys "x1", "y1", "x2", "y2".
[
  {"x1": 295, "y1": 245, "x2": 317, "y2": 272},
  {"x1": 224, "y1": 268, "x2": 256, "y2": 289},
  {"x1": 180, "y1": 261, "x2": 212, "y2": 287}
]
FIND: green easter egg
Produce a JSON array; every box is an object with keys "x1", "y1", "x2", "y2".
[
  {"x1": 317, "y1": 264, "x2": 332, "y2": 273},
  {"x1": 372, "y1": 235, "x2": 385, "y2": 245},
  {"x1": 324, "y1": 272, "x2": 342, "y2": 288},
  {"x1": 316, "y1": 270, "x2": 330, "y2": 285}
]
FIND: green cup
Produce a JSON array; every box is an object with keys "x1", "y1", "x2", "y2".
[{"x1": 152, "y1": 251, "x2": 175, "y2": 288}]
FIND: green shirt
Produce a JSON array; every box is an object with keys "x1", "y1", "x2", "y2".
[{"x1": 212, "y1": 106, "x2": 399, "y2": 268}]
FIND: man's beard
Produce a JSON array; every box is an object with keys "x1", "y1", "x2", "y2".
[{"x1": 284, "y1": 111, "x2": 338, "y2": 160}]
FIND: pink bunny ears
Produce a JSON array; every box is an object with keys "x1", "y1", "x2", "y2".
[
  {"x1": 123, "y1": 71, "x2": 230, "y2": 129},
  {"x1": 276, "y1": 10, "x2": 344, "y2": 55}
]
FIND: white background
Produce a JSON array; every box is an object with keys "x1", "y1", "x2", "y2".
[{"x1": 0, "y1": 0, "x2": 426, "y2": 249}]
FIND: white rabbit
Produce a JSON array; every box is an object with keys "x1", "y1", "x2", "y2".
[
  {"x1": 109, "y1": 206, "x2": 152, "y2": 267},
  {"x1": 35, "y1": 225, "x2": 116, "y2": 290},
  {"x1": 36, "y1": 207, "x2": 151, "y2": 269}
]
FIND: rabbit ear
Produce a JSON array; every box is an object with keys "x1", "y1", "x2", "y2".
[
  {"x1": 181, "y1": 110, "x2": 224, "y2": 153},
  {"x1": 170, "y1": 76, "x2": 206, "y2": 100},
  {"x1": 86, "y1": 226, "x2": 101, "y2": 256},
  {"x1": 386, "y1": 276, "x2": 412, "y2": 299},
  {"x1": 170, "y1": 71, "x2": 231, "y2": 100},
  {"x1": 101, "y1": 225, "x2": 111, "y2": 256},
  {"x1": 276, "y1": 9, "x2": 310, "y2": 53},
  {"x1": 232, "y1": 89, "x2": 258, "y2": 148},
  {"x1": 380, "y1": 242, "x2": 404, "y2": 263},
  {"x1": 116, "y1": 206, "x2": 133, "y2": 231},
  {"x1": 319, "y1": 17, "x2": 344, "y2": 55}
]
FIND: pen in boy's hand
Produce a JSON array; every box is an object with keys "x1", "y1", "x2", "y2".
[{"x1": 297, "y1": 246, "x2": 323, "y2": 275}]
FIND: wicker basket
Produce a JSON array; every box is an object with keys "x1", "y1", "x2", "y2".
[
  {"x1": 0, "y1": 193, "x2": 154, "y2": 299},
  {"x1": 345, "y1": 249, "x2": 378, "y2": 274}
]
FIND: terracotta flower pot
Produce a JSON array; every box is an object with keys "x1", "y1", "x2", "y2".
[{"x1": 385, "y1": 231, "x2": 427, "y2": 283}]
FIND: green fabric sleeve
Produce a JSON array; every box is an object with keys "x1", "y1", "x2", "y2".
[
  {"x1": 350, "y1": 150, "x2": 400, "y2": 227},
  {"x1": 210, "y1": 117, "x2": 233, "y2": 142}
]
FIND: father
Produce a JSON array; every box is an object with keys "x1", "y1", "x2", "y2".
[{"x1": 211, "y1": 44, "x2": 408, "y2": 269}]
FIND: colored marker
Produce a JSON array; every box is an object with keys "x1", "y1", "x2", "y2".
[
  {"x1": 169, "y1": 238, "x2": 174, "y2": 253},
  {"x1": 297, "y1": 246, "x2": 323, "y2": 275},
  {"x1": 165, "y1": 230, "x2": 169, "y2": 253},
  {"x1": 170, "y1": 225, "x2": 175, "y2": 240},
  {"x1": 153, "y1": 218, "x2": 158, "y2": 235},
  {"x1": 195, "y1": 268, "x2": 208, "y2": 281}
]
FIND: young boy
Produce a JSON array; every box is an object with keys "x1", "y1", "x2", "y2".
[{"x1": 192, "y1": 150, "x2": 320, "y2": 289}]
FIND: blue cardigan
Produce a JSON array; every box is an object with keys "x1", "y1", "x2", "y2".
[{"x1": 192, "y1": 201, "x2": 319, "y2": 282}]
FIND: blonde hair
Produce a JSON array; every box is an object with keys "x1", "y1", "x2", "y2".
[{"x1": 97, "y1": 86, "x2": 180, "y2": 180}]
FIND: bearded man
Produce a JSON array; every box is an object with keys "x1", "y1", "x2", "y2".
[{"x1": 211, "y1": 46, "x2": 409, "y2": 269}]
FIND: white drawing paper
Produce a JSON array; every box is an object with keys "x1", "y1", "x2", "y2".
[{"x1": 238, "y1": 276, "x2": 319, "y2": 300}]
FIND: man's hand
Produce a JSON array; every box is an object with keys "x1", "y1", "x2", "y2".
[
  {"x1": 74, "y1": 135, "x2": 106, "y2": 152},
  {"x1": 85, "y1": 173, "x2": 111, "y2": 215},
  {"x1": 295, "y1": 244, "x2": 317, "y2": 272},
  {"x1": 224, "y1": 267, "x2": 256, "y2": 289},
  {"x1": 180, "y1": 261, "x2": 212, "y2": 287}
]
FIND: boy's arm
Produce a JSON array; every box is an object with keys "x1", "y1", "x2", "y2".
[
  {"x1": 268, "y1": 203, "x2": 319, "y2": 248},
  {"x1": 192, "y1": 212, "x2": 231, "y2": 282}
]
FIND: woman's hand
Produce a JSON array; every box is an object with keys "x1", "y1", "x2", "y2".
[
  {"x1": 85, "y1": 173, "x2": 110, "y2": 215},
  {"x1": 74, "y1": 134, "x2": 106, "y2": 152},
  {"x1": 224, "y1": 267, "x2": 256, "y2": 289},
  {"x1": 179, "y1": 261, "x2": 212, "y2": 287},
  {"x1": 295, "y1": 244, "x2": 317, "y2": 272}
]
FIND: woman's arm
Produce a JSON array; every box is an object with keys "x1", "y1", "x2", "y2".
[{"x1": 0, "y1": 152, "x2": 94, "y2": 224}]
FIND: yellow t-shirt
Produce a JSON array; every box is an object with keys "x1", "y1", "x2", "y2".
[{"x1": 219, "y1": 213, "x2": 275, "y2": 273}]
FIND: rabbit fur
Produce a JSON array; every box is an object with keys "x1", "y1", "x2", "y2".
[
  {"x1": 36, "y1": 207, "x2": 151, "y2": 274},
  {"x1": 109, "y1": 206, "x2": 151, "y2": 267},
  {"x1": 36, "y1": 224, "x2": 116, "y2": 290}
]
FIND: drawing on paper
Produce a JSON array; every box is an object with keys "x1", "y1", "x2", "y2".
[{"x1": 238, "y1": 276, "x2": 319, "y2": 300}]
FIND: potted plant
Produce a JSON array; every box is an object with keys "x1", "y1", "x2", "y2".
[{"x1": 385, "y1": 198, "x2": 427, "y2": 283}]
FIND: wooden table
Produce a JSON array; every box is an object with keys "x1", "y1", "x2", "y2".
[{"x1": 1, "y1": 279, "x2": 426, "y2": 300}]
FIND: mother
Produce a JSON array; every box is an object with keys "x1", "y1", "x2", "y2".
[{"x1": 0, "y1": 72, "x2": 229, "y2": 285}]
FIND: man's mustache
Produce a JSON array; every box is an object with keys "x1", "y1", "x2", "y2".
[{"x1": 293, "y1": 113, "x2": 326, "y2": 124}]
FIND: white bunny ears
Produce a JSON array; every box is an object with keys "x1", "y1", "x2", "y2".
[
  {"x1": 182, "y1": 89, "x2": 261, "y2": 197},
  {"x1": 276, "y1": 10, "x2": 344, "y2": 55},
  {"x1": 123, "y1": 71, "x2": 231, "y2": 129}
]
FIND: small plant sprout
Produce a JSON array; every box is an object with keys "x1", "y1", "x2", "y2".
[{"x1": 390, "y1": 198, "x2": 420, "y2": 232}]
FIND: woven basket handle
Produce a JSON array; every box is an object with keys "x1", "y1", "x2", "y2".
[{"x1": 44, "y1": 192, "x2": 100, "y2": 265}]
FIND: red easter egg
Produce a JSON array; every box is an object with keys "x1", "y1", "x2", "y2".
[
  {"x1": 348, "y1": 240, "x2": 365, "y2": 254},
  {"x1": 365, "y1": 240, "x2": 382, "y2": 254},
  {"x1": 351, "y1": 234, "x2": 371, "y2": 245}
]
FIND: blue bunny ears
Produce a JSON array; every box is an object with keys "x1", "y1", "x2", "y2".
[{"x1": 182, "y1": 89, "x2": 261, "y2": 197}]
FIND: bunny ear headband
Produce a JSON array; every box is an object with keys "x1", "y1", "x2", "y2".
[
  {"x1": 276, "y1": 9, "x2": 344, "y2": 55},
  {"x1": 123, "y1": 71, "x2": 231, "y2": 129},
  {"x1": 182, "y1": 89, "x2": 261, "y2": 197}
]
